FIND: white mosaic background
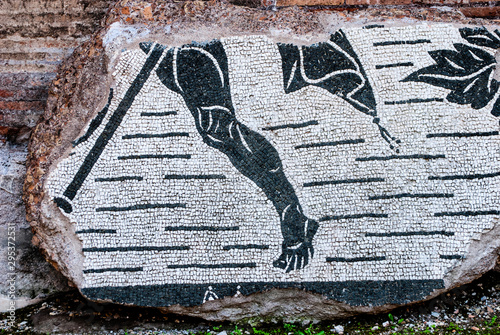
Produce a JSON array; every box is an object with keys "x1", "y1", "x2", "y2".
[{"x1": 48, "y1": 24, "x2": 499, "y2": 290}]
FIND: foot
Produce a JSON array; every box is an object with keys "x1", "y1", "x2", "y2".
[
  {"x1": 373, "y1": 117, "x2": 401, "y2": 153},
  {"x1": 273, "y1": 218, "x2": 319, "y2": 272}
]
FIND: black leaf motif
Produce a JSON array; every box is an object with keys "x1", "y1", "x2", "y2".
[
  {"x1": 491, "y1": 96, "x2": 500, "y2": 116},
  {"x1": 459, "y1": 27, "x2": 500, "y2": 49},
  {"x1": 402, "y1": 43, "x2": 499, "y2": 111}
]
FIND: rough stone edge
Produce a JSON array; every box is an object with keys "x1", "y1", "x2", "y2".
[
  {"x1": 24, "y1": 0, "x2": 500, "y2": 320},
  {"x1": 23, "y1": 34, "x2": 112, "y2": 287}
]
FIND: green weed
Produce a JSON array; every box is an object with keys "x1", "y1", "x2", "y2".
[{"x1": 232, "y1": 325, "x2": 243, "y2": 335}]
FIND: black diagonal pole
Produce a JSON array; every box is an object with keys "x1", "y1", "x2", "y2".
[{"x1": 54, "y1": 43, "x2": 165, "y2": 214}]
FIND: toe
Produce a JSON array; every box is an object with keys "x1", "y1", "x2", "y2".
[{"x1": 296, "y1": 255, "x2": 303, "y2": 270}]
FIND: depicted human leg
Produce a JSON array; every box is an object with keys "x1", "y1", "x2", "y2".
[
  {"x1": 146, "y1": 41, "x2": 318, "y2": 272},
  {"x1": 191, "y1": 106, "x2": 319, "y2": 272},
  {"x1": 278, "y1": 30, "x2": 400, "y2": 150}
]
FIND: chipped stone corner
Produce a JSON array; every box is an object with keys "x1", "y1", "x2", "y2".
[{"x1": 442, "y1": 217, "x2": 500, "y2": 290}]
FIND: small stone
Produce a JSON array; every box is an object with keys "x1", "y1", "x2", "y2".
[
  {"x1": 371, "y1": 326, "x2": 379, "y2": 331},
  {"x1": 333, "y1": 325, "x2": 344, "y2": 334},
  {"x1": 431, "y1": 312, "x2": 440, "y2": 318},
  {"x1": 471, "y1": 326, "x2": 480, "y2": 331},
  {"x1": 382, "y1": 321, "x2": 390, "y2": 327}
]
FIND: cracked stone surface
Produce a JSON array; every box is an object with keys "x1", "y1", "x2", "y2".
[{"x1": 24, "y1": 0, "x2": 499, "y2": 321}]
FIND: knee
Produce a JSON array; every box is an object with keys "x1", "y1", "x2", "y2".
[{"x1": 195, "y1": 107, "x2": 234, "y2": 147}]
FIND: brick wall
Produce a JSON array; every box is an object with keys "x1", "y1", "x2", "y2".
[{"x1": 0, "y1": 0, "x2": 113, "y2": 140}]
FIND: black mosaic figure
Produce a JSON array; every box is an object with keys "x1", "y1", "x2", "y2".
[
  {"x1": 146, "y1": 41, "x2": 318, "y2": 272},
  {"x1": 278, "y1": 31, "x2": 399, "y2": 149},
  {"x1": 55, "y1": 34, "x2": 394, "y2": 273}
]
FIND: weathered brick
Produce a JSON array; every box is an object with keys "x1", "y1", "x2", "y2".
[
  {"x1": 0, "y1": 0, "x2": 111, "y2": 15},
  {"x1": 343, "y1": 0, "x2": 367, "y2": 5},
  {"x1": 229, "y1": 0, "x2": 262, "y2": 7},
  {"x1": 0, "y1": 73, "x2": 55, "y2": 88},
  {"x1": 0, "y1": 88, "x2": 49, "y2": 102},
  {"x1": 346, "y1": 0, "x2": 412, "y2": 5},
  {"x1": 0, "y1": 52, "x2": 49, "y2": 60},
  {"x1": 413, "y1": 0, "x2": 470, "y2": 4},
  {"x1": 460, "y1": 6, "x2": 500, "y2": 17},
  {"x1": 0, "y1": 13, "x2": 106, "y2": 39},
  {"x1": 0, "y1": 110, "x2": 44, "y2": 128},
  {"x1": 0, "y1": 101, "x2": 45, "y2": 111},
  {"x1": 0, "y1": 90, "x2": 14, "y2": 99}
]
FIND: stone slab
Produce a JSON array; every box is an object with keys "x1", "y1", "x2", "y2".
[{"x1": 25, "y1": 1, "x2": 500, "y2": 321}]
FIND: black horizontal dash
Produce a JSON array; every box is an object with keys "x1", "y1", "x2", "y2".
[
  {"x1": 75, "y1": 229, "x2": 117, "y2": 234},
  {"x1": 223, "y1": 244, "x2": 269, "y2": 250},
  {"x1": 429, "y1": 171, "x2": 500, "y2": 181},
  {"x1": 304, "y1": 177, "x2": 384, "y2": 187},
  {"x1": 122, "y1": 132, "x2": 189, "y2": 139},
  {"x1": 167, "y1": 263, "x2": 256, "y2": 269},
  {"x1": 385, "y1": 98, "x2": 444, "y2": 105},
  {"x1": 434, "y1": 210, "x2": 499, "y2": 217},
  {"x1": 320, "y1": 213, "x2": 388, "y2": 222},
  {"x1": 375, "y1": 62, "x2": 414, "y2": 69},
  {"x1": 262, "y1": 120, "x2": 318, "y2": 131},
  {"x1": 295, "y1": 138, "x2": 364, "y2": 150},
  {"x1": 96, "y1": 203, "x2": 186, "y2": 212},
  {"x1": 326, "y1": 256, "x2": 386, "y2": 262},
  {"x1": 366, "y1": 231, "x2": 454, "y2": 237},
  {"x1": 427, "y1": 131, "x2": 498, "y2": 138},
  {"x1": 95, "y1": 176, "x2": 143, "y2": 182},
  {"x1": 164, "y1": 174, "x2": 226, "y2": 180},
  {"x1": 165, "y1": 226, "x2": 239, "y2": 231},
  {"x1": 61, "y1": 48, "x2": 162, "y2": 202},
  {"x1": 374, "y1": 39, "x2": 431, "y2": 47},
  {"x1": 440, "y1": 255, "x2": 465, "y2": 260},
  {"x1": 141, "y1": 111, "x2": 177, "y2": 117},
  {"x1": 69, "y1": 152, "x2": 75, "y2": 156},
  {"x1": 356, "y1": 154, "x2": 445, "y2": 162},
  {"x1": 363, "y1": 24, "x2": 384, "y2": 29},
  {"x1": 83, "y1": 267, "x2": 142, "y2": 274},
  {"x1": 369, "y1": 193, "x2": 453, "y2": 200},
  {"x1": 82, "y1": 246, "x2": 189, "y2": 252},
  {"x1": 117, "y1": 154, "x2": 191, "y2": 160}
]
